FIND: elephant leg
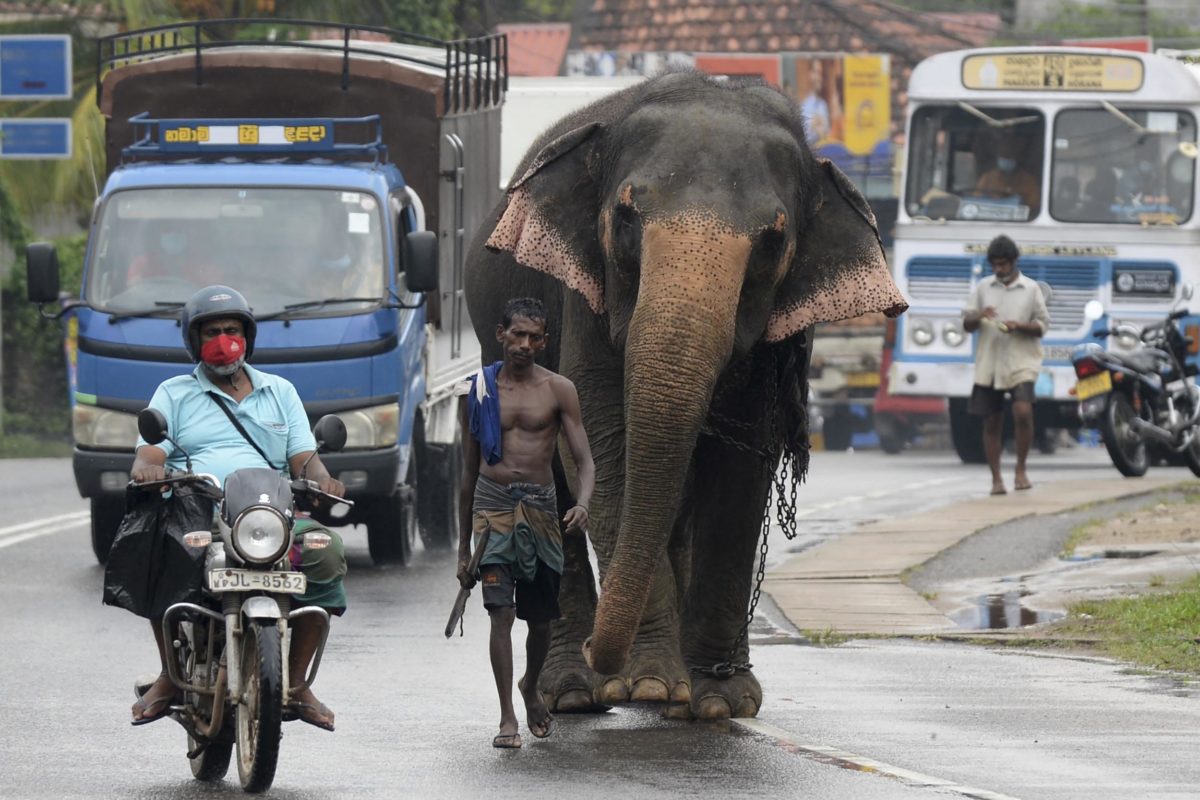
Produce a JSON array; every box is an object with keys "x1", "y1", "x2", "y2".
[
  {"x1": 680, "y1": 434, "x2": 774, "y2": 719},
  {"x1": 542, "y1": 528, "x2": 609, "y2": 713}
]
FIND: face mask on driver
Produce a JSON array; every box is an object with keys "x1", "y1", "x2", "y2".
[
  {"x1": 200, "y1": 334, "x2": 247, "y2": 375},
  {"x1": 996, "y1": 157, "x2": 1017, "y2": 173}
]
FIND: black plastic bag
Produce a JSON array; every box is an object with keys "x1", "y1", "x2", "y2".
[{"x1": 102, "y1": 483, "x2": 216, "y2": 619}]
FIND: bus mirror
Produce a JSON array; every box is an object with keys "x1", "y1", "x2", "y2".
[
  {"x1": 1083, "y1": 300, "x2": 1105, "y2": 321},
  {"x1": 403, "y1": 231, "x2": 438, "y2": 293},
  {"x1": 26, "y1": 243, "x2": 61, "y2": 304}
]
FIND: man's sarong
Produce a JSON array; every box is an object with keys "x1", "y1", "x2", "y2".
[{"x1": 472, "y1": 474, "x2": 562, "y2": 580}]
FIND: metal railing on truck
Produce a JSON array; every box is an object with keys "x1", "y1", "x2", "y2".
[{"x1": 97, "y1": 18, "x2": 507, "y2": 115}]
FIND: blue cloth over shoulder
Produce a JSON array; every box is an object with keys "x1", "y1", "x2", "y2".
[{"x1": 468, "y1": 361, "x2": 503, "y2": 466}]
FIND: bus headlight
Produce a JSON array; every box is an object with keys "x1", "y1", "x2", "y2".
[
  {"x1": 942, "y1": 321, "x2": 966, "y2": 348},
  {"x1": 73, "y1": 405, "x2": 139, "y2": 449},
  {"x1": 231, "y1": 506, "x2": 290, "y2": 564},
  {"x1": 340, "y1": 402, "x2": 401, "y2": 449},
  {"x1": 911, "y1": 319, "x2": 935, "y2": 346}
]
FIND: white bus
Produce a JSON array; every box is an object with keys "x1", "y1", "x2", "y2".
[{"x1": 890, "y1": 46, "x2": 1200, "y2": 462}]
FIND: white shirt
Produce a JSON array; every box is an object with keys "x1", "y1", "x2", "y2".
[{"x1": 964, "y1": 272, "x2": 1050, "y2": 390}]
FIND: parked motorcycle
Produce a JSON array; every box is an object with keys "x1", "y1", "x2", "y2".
[
  {"x1": 1072, "y1": 295, "x2": 1200, "y2": 478},
  {"x1": 132, "y1": 408, "x2": 351, "y2": 793}
]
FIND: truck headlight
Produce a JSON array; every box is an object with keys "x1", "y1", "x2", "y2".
[
  {"x1": 340, "y1": 402, "x2": 400, "y2": 449},
  {"x1": 942, "y1": 321, "x2": 965, "y2": 348},
  {"x1": 73, "y1": 405, "x2": 139, "y2": 449},
  {"x1": 231, "y1": 506, "x2": 290, "y2": 564},
  {"x1": 911, "y1": 320, "x2": 935, "y2": 346}
]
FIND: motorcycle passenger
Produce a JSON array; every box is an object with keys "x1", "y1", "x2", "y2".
[{"x1": 128, "y1": 285, "x2": 345, "y2": 731}]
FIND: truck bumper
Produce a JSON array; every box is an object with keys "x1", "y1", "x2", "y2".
[
  {"x1": 73, "y1": 446, "x2": 402, "y2": 500},
  {"x1": 73, "y1": 448, "x2": 135, "y2": 499}
]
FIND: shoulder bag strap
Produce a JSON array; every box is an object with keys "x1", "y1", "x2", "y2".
[{"x1": 205, "y1": 390, "x2": 284, "y2": 472}]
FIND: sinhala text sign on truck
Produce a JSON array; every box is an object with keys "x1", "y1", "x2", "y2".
[{"x1": 25, "y1": 20, "x2": 502, "y2": 565}]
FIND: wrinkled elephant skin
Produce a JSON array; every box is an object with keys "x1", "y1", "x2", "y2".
[{"x1": 465, "y1": 72, "x2": 906, "y2": 719}]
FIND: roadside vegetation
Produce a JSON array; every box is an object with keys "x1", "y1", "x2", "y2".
[{"x1": 1048, "y1": 576, "x2": 1200, "y2": 674}]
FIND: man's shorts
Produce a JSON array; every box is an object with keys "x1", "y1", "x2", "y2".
[
  {"x1": 968, "y1": 381, "x2": 1035, "y2": 416},
  {"x1": 479, "y1": 560, "x2": 561, "y2": 624}
]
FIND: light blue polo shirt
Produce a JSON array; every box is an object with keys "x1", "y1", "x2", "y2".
[{"x1": 136, "y1": 364, "x2": 316, "y2": 487}]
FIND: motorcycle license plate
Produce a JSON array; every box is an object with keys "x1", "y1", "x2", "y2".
[
  {"x1": 1075, "y1": 372, "x2": 1112, "y2": 401},
  {"x1": 207, "y1": 569, "x2": 307, "y2": 594}
]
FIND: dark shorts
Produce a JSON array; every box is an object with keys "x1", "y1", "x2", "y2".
[
  {"x1": 479, "y1": 561, "x2": 561, "y2": 624},
  {"x1": 968, "y1": 381, "x2": 1035, "y2": 416}
]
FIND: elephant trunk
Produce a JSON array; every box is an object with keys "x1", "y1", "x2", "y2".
[{"x1": 586, "y1": 218, "x2": 750, "y2": 676}]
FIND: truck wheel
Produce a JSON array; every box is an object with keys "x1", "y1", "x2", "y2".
[
  {"x1": 419, "y1": 434, "x2": 461, "y2": 551},
  {"x1": 823, "y1": 405, "x2": 853, "y2": 451},
  {"x1": 366, "y1": 456, "x2": 417, "y2": 566},
  {"x1": 874, "y1": 413, "x2": 906, "y2": 455},
  {"x1": 91, "y1": 496, "x2": 125, "y2": 565},
  {"x1": 949, "y1": 398, "x2": 986, "y2": 464}
]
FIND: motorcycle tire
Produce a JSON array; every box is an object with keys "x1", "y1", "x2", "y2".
[
  {"x1": 189, "y1": 718, "x2": 233, "y2": 782},
  {"x1": 181, "y1": 620, "x2": 233, "y2": 782},
  {"x1": 236, "y1": 621, "x2": 283, "y2": 793},
  {"x1": 1101, "y1": 393, "x2": 1149, "y2": 477},
  {"x1": 1183, "y1": 427, "x2": 1200, "y2": 477}
]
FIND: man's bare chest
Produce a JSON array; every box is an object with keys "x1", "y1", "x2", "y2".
[{"x1": 498, "y1": 384, "x2": 557, "y2": 433}]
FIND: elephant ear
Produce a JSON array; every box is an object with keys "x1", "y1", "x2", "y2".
[
  {"x1": 766, "y1": 159, "x2": 907, "y2": 343},
  {"x1": 485, "y1": 123, "x2": 606, "y2": 314}
]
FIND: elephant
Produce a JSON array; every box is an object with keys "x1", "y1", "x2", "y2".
[{"x1": 463, "y1": 70, "x2": 906, "y2": 720}]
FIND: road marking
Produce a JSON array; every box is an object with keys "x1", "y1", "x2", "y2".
[
  {"x1": 0, "y1": 511, "x2": 89, "y2": 549},
  {"x1": 734, "y1": 718, "x2": 1023, "y2": 800},
  {"x1": 795, "y1": 476, "x2": 970, "y2": 517}
]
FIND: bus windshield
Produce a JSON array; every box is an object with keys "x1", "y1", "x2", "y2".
[
  {"x1": 905, "y1": 105, "x2": 1045, "y2": 223},
  {"x1": 86, "y1": 187, "x2": 386, "y2": 318},
  {"x1": 1050, "y1": 107, "x2": 1197, "y2": 225}
]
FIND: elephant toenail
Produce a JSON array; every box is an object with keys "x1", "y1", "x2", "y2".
[
  {"x1": 670, "y1": 680, "x2": 692, "y2": 705},
  {"x1": 596, "y1": 678, "x2": 630, "y2": 705},
  {"x1": 630, "y1": 677, "x2": 669, "y2": 702},
  {"x1": 695, "y1": 695, "x2": 733, "y2": 720}
]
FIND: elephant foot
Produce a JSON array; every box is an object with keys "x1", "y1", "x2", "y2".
[
  {"x1": 539, "y1": 648, "x2": 610, "y2": 714},
  {"x1": 594, "y1": 645, "x2": 691, "y2": 708},
  {"x1": 689, "y1": 671, "x2": 762, "y2": 720}
]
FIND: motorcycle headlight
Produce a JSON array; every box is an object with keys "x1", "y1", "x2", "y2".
[
  {"x1": 1113, "y1": 322, "x2": 1142, "y2": 350},
  {"x1": 231, "y1": 506, "x2": 290, "y2": 564},
  {"x1": 911, "y1": 319, "x2": 935, "y2": 347},
  {"x1": 942, "y1": 321, "x2": 966, "y2": 348}
]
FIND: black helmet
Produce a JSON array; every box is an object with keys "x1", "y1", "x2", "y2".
[{"x1": 180, "y1": 285, "x2": 257, "y2": 362}]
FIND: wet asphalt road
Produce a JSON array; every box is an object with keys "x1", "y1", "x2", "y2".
[{"x1": 2, "y1": 448, "x2": 1199, "y2": 799}]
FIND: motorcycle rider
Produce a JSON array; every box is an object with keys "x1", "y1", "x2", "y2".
[{"x1": 128, "y1": 285, "x2": 346, "y2": 731}]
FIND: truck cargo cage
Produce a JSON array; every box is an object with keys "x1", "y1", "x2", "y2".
[
  {"x1": 120, "y1": 112, "x2": 390, "y2": 164},
  {"x1": 97, "y1": 18, "x2": 507, "y2": 115}
]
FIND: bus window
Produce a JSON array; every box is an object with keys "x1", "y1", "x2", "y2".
[
  {"x1": 905, "y1": 106, "x2": 1045, "y2": 223},
  {"x1": 1051, "y1": 108, "x2": 1197, "y2": 225}
]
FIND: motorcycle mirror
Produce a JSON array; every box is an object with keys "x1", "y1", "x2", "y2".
[
  {"x1": 1083, "y1": 300, "x2": 1105, "y2": 321},
  {"x1": 137, "y1": 408, "x2": 170, "y2": 445},
  {"x1": 313, "y1": 415, "x2": 347, "y2": 453},
  {"x1": 1183, "y1": 284, "x2": 1195, "y2": 301},
  {"x1": 1037, "y1": 280, "x2": 1053, "y2": 303}
]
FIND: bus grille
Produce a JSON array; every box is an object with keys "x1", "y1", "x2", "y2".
[
  {"x1": 1020, "y1": 261, "x2": 1100, "y2": 332},
  {"x1": 906, "y1": 258, "x2": 973, "y2": 303}
]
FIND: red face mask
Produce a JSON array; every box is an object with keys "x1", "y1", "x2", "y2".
[{"x1": 200, "y1": 334, "x2": 246, "y2": 366}]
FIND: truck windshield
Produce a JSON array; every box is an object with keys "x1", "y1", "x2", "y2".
[
  {"x1": 905, "y1": 105, "x2": 1045, "y2": 222},
  {"x1": 86, "y1": 187, "x2": 386, "y2": 318},
  {"x1": 1050, "y1": 107, "x2": 1196, "y2": 225}
]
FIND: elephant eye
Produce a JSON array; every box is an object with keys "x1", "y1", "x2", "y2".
[
  {"x1": 610, "y1": 203, "x2": 643, "y2": 272},
  {"x1": 748, "y1": 226, "x2": 788, "y2": 279}
]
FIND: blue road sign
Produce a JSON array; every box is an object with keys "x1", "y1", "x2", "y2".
[
  {"x1": 0, "y1": 35, "x2": 72, "y2": 100},
  {"x1": 0, "y1": 119, "x2": 72, "y2": 159}
]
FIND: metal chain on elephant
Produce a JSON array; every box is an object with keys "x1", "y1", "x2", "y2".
[{"x1": 694, "y1": 345, "x2": 806, "y2": 680}]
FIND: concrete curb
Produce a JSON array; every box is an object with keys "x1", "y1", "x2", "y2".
[{"x1": 763, "y1": 475, "x2": 1186, "y2": 635}]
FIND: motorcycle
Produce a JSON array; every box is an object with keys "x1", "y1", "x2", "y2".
[
  {"x1": 1072, "y1": 294, "x2": 1200, "y2": 478},
  {"x1": 132, "y1": 408, "x2": 351, "y2": 793}
]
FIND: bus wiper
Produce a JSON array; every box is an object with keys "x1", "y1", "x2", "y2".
[
  {"x1": 956, "y1": 102, "x2": 1040, "y2": 128},
  {"x1": 108, "y1": 301, "x2": 186, "y2": 323},
  {"x1": 257, "y1": 297, "x2": 382, "y2": 321}
]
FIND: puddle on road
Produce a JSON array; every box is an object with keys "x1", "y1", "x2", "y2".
[{"x1": 950, "y1": 591, "x2": 1065, "y2": 630}]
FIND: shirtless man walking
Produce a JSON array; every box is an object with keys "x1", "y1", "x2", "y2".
[{"x1": 457, "y1": 297, "x2": 595, "y2": 749}]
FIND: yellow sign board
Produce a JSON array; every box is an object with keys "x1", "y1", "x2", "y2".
[{"x1": 962, "y1": 53, "x2": 1143, "y2": 92}]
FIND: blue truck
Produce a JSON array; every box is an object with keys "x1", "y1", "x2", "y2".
[{"x1": 25, "y1": 20, "x2": 504, "y2": 565}]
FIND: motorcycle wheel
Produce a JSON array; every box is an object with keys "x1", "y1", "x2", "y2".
[
  {"x1": 189, "y1": 717, "x2": 233, "y2": 781},
  {"x1": 236, "y1": 621, "x2": 283, "y2": 793},
  {"x1": 1101, "y1": 393, "x2": 1149, "y2": 477},
  {"x1": 182, "y1": 620, "x2": 233, "y2": 782},
  {"x1": 1183, "y1": 427, "x2": 1200, "y2": 477}
]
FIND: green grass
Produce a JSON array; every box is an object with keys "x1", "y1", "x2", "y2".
[
  {"x1": 0, "y1": 434, "x2": 71, "y2": 458},
  {"x1": 1061, "y1": 517, "x2": 1105, "y2": 558},
  {"x1": 1047, "y1": 575, "x2": 1200, "y2": 674},
  {"x1": 801, "y1": 627, "x2": 853, "y2": 647}
]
